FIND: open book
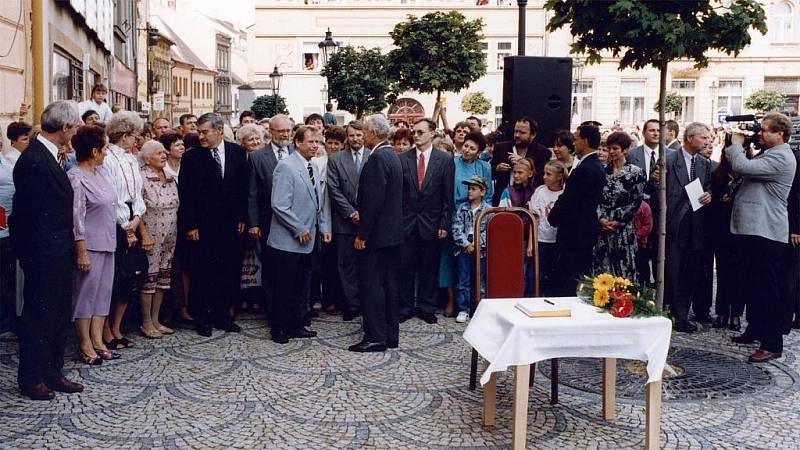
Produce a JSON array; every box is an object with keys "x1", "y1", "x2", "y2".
[{"x1": 515, "y1": 298, "x2": 572, "y2": 318}]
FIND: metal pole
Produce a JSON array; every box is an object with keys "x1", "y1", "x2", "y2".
[{"x1": 517, "y1": 0, "x2": 528, "y2": 56}]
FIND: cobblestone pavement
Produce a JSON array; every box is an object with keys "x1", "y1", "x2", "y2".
[{"x1": 1, "y1": 313, "x2": 798, "y2": 449}]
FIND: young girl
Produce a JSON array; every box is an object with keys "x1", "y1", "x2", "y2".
[
  {"x1": 498, "y1": 158, "x2": 536, "y2": 295},
  {"x1": 529, "y1": 160, "x2": 567, "y2": 296}
]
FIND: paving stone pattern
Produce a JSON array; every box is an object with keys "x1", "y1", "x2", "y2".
[{"x1": 1, "y1": 315, "x2": 799, "y2": 449}]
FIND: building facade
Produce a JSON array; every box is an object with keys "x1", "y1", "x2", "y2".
[
  {"x1": 0, "y1": 0, "x2": 33, "y2": 149},
  {"x1": 248, "y1": 0, "x2": 800, "y2": 131}
]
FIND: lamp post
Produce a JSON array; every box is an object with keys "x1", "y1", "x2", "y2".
[
  {"x1": 517, "y1": 0, "x2": 528, "y2": 55},
  {"x1": 710, "y1": 80, "x2": 718, "y2": 124},
  {"x1": 318, "y1": 28, "x2": 339, "y2": 104},
  {"x1": 269, "y1": 65, "x2": 283, "y2": 97}
]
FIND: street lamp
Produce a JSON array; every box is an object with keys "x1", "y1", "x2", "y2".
[
  {"x1": 269, "y1": 65, "x2": 283, "y2": 96},
  {"x1": 318, "y1": 28, "x2": 339, "y2": 68}
]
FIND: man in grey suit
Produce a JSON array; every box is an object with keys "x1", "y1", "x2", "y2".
[
  {"x1": 266, "y1": 125, "x2": 331, "y2": 344},
  {"x1": 727, "y1": 113, "x2": 797, "y2": 363},
  {"x1": 665, "y1": 122, "x2": 713, "y2": 333},
  {"x1": 327, "y1": 121, "x2": 371, "y2": 321},
  {"x1": 247, "y1": 115, "x2": 294, "y2": 321},
  {"x1": 665, "y1": 120, "x2": 682, "y2": 151}
]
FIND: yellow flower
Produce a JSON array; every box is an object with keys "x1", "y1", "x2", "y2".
[
  {"x1": 592, "y1": 273, "x2": 615, "y2": 292},
  {"x1": 615, "y1": 277, "x2": 633, "y2": 288},
  {"x1": 593, "y1": 289, "x2": 610, "y2": 307}
]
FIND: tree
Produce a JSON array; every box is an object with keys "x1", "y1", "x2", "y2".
[
  {"x1": 653, "y1": 91, "x2": 683, "y2": 115},
  {"x1": 461, "y1": 91, "x2": 492, "y2": 115},
  {"x1": 545, "y1": 0, "x2": 767, "y2": 308},
  {"x1": 251, "y1": 94, "x2": 288, "y2": 119},
  {"x1": 388, "y1": 12, "x2": 487, "y2": 127},
  {"x1": 322, "y1": 46, "x2": 393, "y2": 119},
  {"x1": 745, "y1": 89, "x2": 787, "y2": 113}
]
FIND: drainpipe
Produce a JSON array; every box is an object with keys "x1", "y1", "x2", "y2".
[{"x1": 32, "y1": 0, "x2": 45, "y2": 124}]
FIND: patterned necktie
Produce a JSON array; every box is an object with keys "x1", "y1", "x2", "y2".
[
  {"x1": 57, "y1": 153, "x2": 68, "y2": 170},
  {"x1": 212, "y1": 148, "x2": 222, "y2": 174},
  {"x1": 690, "y1": 155, "x2": 696, "y2": 181},
  {"x1": 649, "y1": 150, "x2": 656, "y2": 179},
  {"x1": 354, "y1": 151, "x2": 361, "y2": 178},
  {"x1": 417, "y1": 152, "x2": 425, "y2": 190},
  {"x1": 307, "y1": 162, "x2": 319, "y2": 209},
  {"x1": 277, "y1": 148, "x2": 285, "y2": 161}
]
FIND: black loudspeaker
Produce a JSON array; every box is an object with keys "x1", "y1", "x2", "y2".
[{"x1": 501, "y1": 56, "x2": 573, "y2": 148}]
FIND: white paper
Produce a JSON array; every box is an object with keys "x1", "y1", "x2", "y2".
[{"x1": 684, "y1": 178, "x2": 704, "y2": 211}]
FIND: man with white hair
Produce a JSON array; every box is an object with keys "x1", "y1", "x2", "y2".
[{"x1": 10, "y1": 100, "x2": 85, "y2": 400}]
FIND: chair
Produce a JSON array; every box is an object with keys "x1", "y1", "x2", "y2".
[{"x1": 468, "y1": 206, "x2": 559, "y2": 404}]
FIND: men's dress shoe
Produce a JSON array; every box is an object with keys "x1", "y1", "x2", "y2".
[
  {"x1": 21, "y1": 383, "x2": 55, "y2": 401},
  {"x1": 674, "y1": 321, "x2": 697, "y2": 333},
  {"x1": 303, "y1": 317, "x2": 312, "y2": 327},
  {"x1": 418, "y1": 312, "x2": 438, "y2": 324},
  {"x1": 386, "y1": 340, "x2": 399, "y2": 349},
  {"x1": 748, "y1": 349, "x2": 782, "y2": 363},
  {"x1": 289, "y1": 327, "x2": 317, "y2": 339},
  {"x1": 712, "y1": 316, "x2": 728, "y2": 329},
  {"x1": 348, "y1": 341, "x2": 387, "y2": 353},
  {"x1": 308, "y1": 310, "x2": 320, "y2": 318},
  {"x1": 399, "y1": 312, "x2": 414, "y2": 323},
  {"x1": 342, "y1": 311, "x2": 358, "y2": 322},
  {"x1": 731, "y1": 333, "x2": 757, "y2": 344},
  {"x1": 215, "y1": 321, "x2": 241, "y2": 333},
  {"x1": 46, "y1": 377, "x2": 84, "y2": 394},
  {"x1": 196, "y1": 325, "x2": 213, "y2": 337},
  {"x1": 271, "y1": 332, "x2": 289, "y2": 344}
]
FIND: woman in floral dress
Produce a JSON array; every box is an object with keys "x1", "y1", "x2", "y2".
[{"x1": 592, "y1": 131, "x2": 645, "y2": 280}]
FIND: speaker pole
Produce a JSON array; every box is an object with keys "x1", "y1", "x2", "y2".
[{"x1": 517, "y1": 0, "x2": 528, "y2": 56}]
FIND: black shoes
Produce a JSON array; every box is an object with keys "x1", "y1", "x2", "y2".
[
  {"x1": 215, "y1": 321, "x2": 241, "y2": 333},
  {"x1": 693, "y1": 314, "x2": 713, "y2": 324},
  {"x1": 289, "y1": 327, "x2": 317, "y2": 339},
  {"x1": 418, "y1": 312, "x2": 438, "y2": 324},
  {"x1": 271, "y1": 332, "x2": 289, "y2": 344},
  {"x1": 387, "y1": 339, "x2": 399, "y2": 349},
  {"x1": 196, "y1": 324, "x2": 213, "y2": 337},
  {"x1": 348, "y1": 340, "x2": 387, "y2": 353},
  {"x1": 399, "y1": 312, "x2": 414, "y2": 323},
  {"x1": 731, "y1": 333, "x2": 757, "y2": 344},
  {"x1": 674, "y1": 321, "x2": 697, "y2": 333},
  {"x1": 342, "y1": 311, "x2": 359, "y2": 322}
]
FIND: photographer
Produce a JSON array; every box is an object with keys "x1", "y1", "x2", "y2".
[{"x1": 726, "y1": 112, "x2": 796, "y2": 363}]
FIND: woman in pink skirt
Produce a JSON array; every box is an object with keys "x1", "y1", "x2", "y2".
[{"x1": 69, "y1": 125, "x2": 118, "y2": 365}]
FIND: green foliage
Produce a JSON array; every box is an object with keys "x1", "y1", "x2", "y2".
[
  {"x1": 745, "y1": 89, "x2": 787, "y2": 113},
  {"x1": 653, "y1": 91, "x2": 683, "y2": 114},
  {"x1": 388, "y1": 12, "x2": 487, "y2": 102},
  {"x1": 461, "y1": 91, "x2": 492, "y2": 115},
  {"x1": 251, "y1": 94, "x2": 288, "y2": 119},
  {"x1": 322, "y1": 46, "x2": 394, "y2": 119}
]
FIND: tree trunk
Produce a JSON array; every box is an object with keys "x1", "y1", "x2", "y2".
[
  {"x1": 655, "y1": 62, "x2": 668, "y2": 309},
  {"x1": 432, "y1": 90, "x2": 442, "y2": 128}
]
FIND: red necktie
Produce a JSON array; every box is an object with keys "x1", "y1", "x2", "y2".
[{"x1": 417, "y1": 152, "x2": 425, "y2": 190}]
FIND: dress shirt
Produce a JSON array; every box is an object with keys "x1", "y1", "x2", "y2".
[
  {"x1": 37, "y1": 135, "x2": 60, "y2": 162},
  {"x1": 78, "y1": 99, "x2": 113, "y2": 123},
  {"x1": 212, "y1": 140, "x2": 226, "y2": 178},
  {"x1": 271, "y1": 142, "x2": 288, "y2": 161},
  {"x1": 416, "y1": 146, "x2": 432, "y2": 173},
  {"x1": 642, "y1": 144, "x2": 659, "y2": 180},
  {"x1": 103, "y1": 143, "x2": 146, "y2": 227},
  {"x1": 681, "y1": 149, "x2": 695, "y2": 180},
  {"x1": 511, "y1": 145, "x2": 528, "y2": 157}
]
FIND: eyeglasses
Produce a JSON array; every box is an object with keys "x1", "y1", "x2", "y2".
[{"x1": 413, "y1": 130, "x2": 429, "y2": 136}]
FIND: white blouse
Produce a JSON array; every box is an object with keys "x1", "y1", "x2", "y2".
[{"x1": 102, "y1": 143, "x2": 146, "y2": 227}]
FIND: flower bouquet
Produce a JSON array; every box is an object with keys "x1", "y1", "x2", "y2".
[{"x1": 575, "y1": 273, "x2": 665, "y2": 318}]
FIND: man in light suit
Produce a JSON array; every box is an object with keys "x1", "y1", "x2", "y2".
[
  {"x1": 349, "y1": 115, "x2": 404, "y2": 353},
  {"x1": 327, "y1": 121, "x2": 371, "y2": 321},
  {"x1": 728, "y1": 113, "x2": 797, "y2": 363},
  {"x1": 664, "y1": 122, "x2": 713, "y2": 333},
  {"x1": 399, "y1": 118, "x2": 455, "y2": 324},
  {"x1": 247, "y1": 115, "x2": 294, "y2": 322},
  {"x1": 267, "y1": 125, "x2": 331, "y2": 344}
]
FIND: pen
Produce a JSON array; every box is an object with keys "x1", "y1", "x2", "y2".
[{"x1": 543, "y1": 299, "x2": 555, "y2": 305}]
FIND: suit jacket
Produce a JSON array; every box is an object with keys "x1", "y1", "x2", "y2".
[
  {"x1": 327, "y1": 147, "x2": 371, "y2": 235},
  {"x1": 548, "y1": 152, "x2": 605, "y2": 250},
  {"x1": 9, "y1": 138, "x2": 74, "y2": 263},
  {"x1": 400, "y1": 147, "x2": 455, "y2": 241},
  {"x1": 626, "y1": 145, "x2": 673, "y2": 199},
  {"x1": 246, "y1": 144, "x2": 295, "y2": 238},
  {"x1": 267, "y1": 151, "x2": 330, "y2": 254},
  {"x1": 177, "y1": 141, "x2": 248, "y2": 241},
  {"x1": 665, "y1": 148, "x2": 712, "y2": 249},
  {"x1": 357, "y1": 143, "x2": 403, "y2": 248},
  {"x1": 788, "y1": 148, "x2": 800, "y2": 236},
  {"x1": 490, "y1": 141, "x2": 552, "y2": 206},
  {"x1": 726, "y1": 142, "x2": 796, "y2": 243},
  {"x1": 668, "y1": 140, "x2": 682, "y2": 151}
]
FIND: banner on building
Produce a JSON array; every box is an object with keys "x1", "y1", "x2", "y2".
[{"x1": 153, "y1": 92, "x2": 165, "y2": 112}]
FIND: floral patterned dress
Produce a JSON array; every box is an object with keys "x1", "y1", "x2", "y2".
[
  {"x1": 141, "y1": 166, "x2": 179, "y2": 293},
  {"x1": 592, "y1": 163, "x2": 645, "y2": 280}
]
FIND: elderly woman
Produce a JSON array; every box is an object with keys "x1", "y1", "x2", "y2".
[
  {"x1": 236, "y1": 124, "x2": 264, "y2": 154},
  {"x1": 102, "y1": 111, "x2": 148, "y2": 350},
  {"x1": 68, "y1": 125, "x2": 118, "y2": 364},
  {"x1": 138, "y1": 141, "x2": 179, "y2": 338},
  {"x1": 236, "y1": 124, "x2": 266, "y2": 312},
  {"x1": 592, "y1": 131, "x2": 645, "y2": 280}
]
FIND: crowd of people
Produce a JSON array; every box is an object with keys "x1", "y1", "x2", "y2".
[{"x1": 1, "y1": 82, "x2": 798, "y2": 401}]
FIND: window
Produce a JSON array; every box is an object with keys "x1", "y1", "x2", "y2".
[
  {"x1": 619, "y1": 80, "x2": 646, "y2": 125},
  {"x1": 572, "y1": 80, "x2": 594, "y2": 125},
  {"x1": 765, "y1": 77, "x2": 800, "y2": 115},
  {"x1": 480, "y1": 42, "x2": 489, "y2": 68},
  {"x1": 671, "y1": 79, "x2": 696, "y2": 122},
  {"x1": 717, "y1": 80, "x2": 743, "y2": 116},
  {"x1": 302, "y1": 42, "x2": 320, "y2": 71},
  {"x1": 771, "y1": 2, "x2": 795, "y2": 43},
  {"x1": 52, "y1": 48, "x2": 83, "y2": 102},
  {"x1": 496, "y1": 42, "x2": 512, "y2": 71}
]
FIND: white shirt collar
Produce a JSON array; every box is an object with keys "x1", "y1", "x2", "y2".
[
  {"x1": 643, "y1": 143, "x2": 659, "y2": 155},
  {"x1": 573, "y1": 150, "x2": 598, "y2": 168},
  {"x1": 416, "y1": 145, "x2": 432, "y2": 158},
  {"x1": 37, "y1": 135, "x2": 60, "y2": 161}
]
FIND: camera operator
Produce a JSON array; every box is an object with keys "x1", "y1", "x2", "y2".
[{"x1": 726, "y1": 112, "x2": 797, "y2": 363}]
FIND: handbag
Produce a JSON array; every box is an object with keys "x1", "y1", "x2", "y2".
[{"x1": 113, "y1": 202, "x2": 149, "y2": 292}]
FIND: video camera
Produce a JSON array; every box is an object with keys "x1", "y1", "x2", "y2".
[{"x1": 724, "y1": 114, "x2": 762, "y2": 150}]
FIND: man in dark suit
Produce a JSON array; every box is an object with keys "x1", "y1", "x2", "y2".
[
  {"x1": 247, "y1": 114, "x2": 294, "y2": 322},
  {"x1": 349, "y1": 115, "x2": 404, "y2": 353},
  {"x1": 490, "y1": 116, "x2": 552, "y2": 205},
  {"x1": 327, "y1": 121, "x2": 371, "y2": 321},
  {"x1": 787, "y1": 145, "x2": 800, "y2": 331},
  {"x1": 398, "y1": 118, "x2": 454, "y2": 324},
  {"x1": 178, "y1": 112, "x2": 249, "y2": 337},
  {"x1": 10, "y1": 100, "x2": 84, "y2": 400},
  {"x1": 548, "y1": 124, "x2": 606, "y2": 296},
  {"x1": 665, "y1": 122, "x2": 714, "y2": 333}
]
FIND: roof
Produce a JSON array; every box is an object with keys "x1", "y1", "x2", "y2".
[{"x1": 151, "y1": 16, "x2": 214, "y2": 71}]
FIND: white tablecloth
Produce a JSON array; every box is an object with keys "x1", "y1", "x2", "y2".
[{"x1": 463, "y1": 297, "x2": 672, "y2": 386}]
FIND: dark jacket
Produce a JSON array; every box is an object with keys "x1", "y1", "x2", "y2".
[
  {"x1": 246, "y1": 145, "x2": 294, "y2": 238},
  {"x1": 665, "y1": 148, "x2": 712, "y2": 250},
  {"x1": 357, "y1": 143, "x2": 403, "y2": 248},
  {"x1": 9, "y1": 138, "x2": 74, "y2": 263},
  {"x1": 490, "y1": 141, "x2": 552, "y2": 206},
  {"x1": 548, "y1": 152, "x2": 606, "y2": 250},
  {"x1": 328, "y1": 147, "x2": 371, "y2": 235},
  {"x1": 788, "y1": 148, "x2": 800, "y2": 235},
  {"x1": 400, "y1": 147, "x2": 455, "y2": 241}
]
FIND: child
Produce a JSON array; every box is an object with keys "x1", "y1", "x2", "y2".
[
  {"x1": 497, "y1": 158, "x2": 536, "y2": 295},
  {"x1": 451, "y1": 176, "x2": 490, "y2": 323},
  {"x1": 529, "y1": 160, "x2": 567, "y2": 296}
]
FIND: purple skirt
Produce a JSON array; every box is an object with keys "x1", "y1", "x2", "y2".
[{"x1": 72, "y1": 251, "x2": 114, "y2": 320}]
